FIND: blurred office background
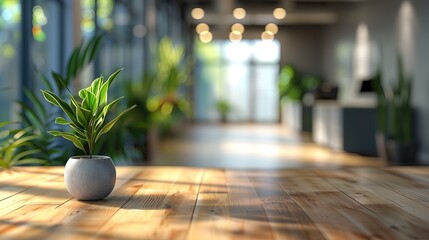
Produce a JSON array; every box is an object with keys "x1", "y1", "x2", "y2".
[{"x1": 0, "y1": 0, "x2": 428, "y2": 168}]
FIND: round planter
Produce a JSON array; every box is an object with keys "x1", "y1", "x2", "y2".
[{"x1": 64, "y1": 156, "x2": 116, "y2": 201}]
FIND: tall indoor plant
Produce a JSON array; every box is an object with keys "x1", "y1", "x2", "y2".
[{"x1": 41, "y1": 68, "x2": 136, "y2": 200}]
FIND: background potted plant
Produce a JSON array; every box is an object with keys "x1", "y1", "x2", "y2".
[
  {"x1": 41, "y1": 68, "x2": 136, "y2": 200},
  {"x1": 386, "y1": 57, "x2": 415, "y2": 165},
  {"x1": 19, "y1": 34, "x2": 103, "y2": 165},
  {"x1": 215, "y1": 99, "x2": 232, "y2": 123},
  {"x1": 0, "y1": 122, "x2": 46, "y2": 169},
  {"x1": 118, "y1": 37, "x2": 191, "y2": 162},
  {"x1": 374, "y1": 57, "x2": 415, "y2": 165},
  {"x1": 278, "y1": 65, "x2": 320, "y2": 132},
  {"x1": 373, "y1": 66, "x2": 388, "y2": 161}
]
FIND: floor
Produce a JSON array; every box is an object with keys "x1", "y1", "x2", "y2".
[
  {"x1": 2, "y1": 166, "x2": 428, "y2": 239},
  {"x1": 152, "y1": 124, "x2": 385, "y2": 169}
]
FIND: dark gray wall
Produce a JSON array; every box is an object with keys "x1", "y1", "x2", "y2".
[{"x1": 277, "y1": 26, "x2": 324, "y2": 77}]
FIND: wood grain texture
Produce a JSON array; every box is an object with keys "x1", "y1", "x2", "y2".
[{"x1": 0, "y1": 166, "x2": 428, "y2": 239}]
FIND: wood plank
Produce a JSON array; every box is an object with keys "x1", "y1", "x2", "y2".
[
  {"x1": 0, "y1": 167, "x2": 143, "y2": 240},
  {"x1": 280, "y1": 173, "x2": 402, "y2": 240},
  {"x1": 95, "y1": 167, "x2": 203, "y2": 240},
  {"x1": 351, "y1": 168, "x2": 429, "y2": 207},
  {"x1": 0, "y1": 204, "x2": 59, "y2": 239},
  {"x1": 0, "y1": 167, "x2": 428, "y2": 239},
  {"x1": 387, "y1": 167, "x2": 429, "y2": 186},
  {"x1": 198, "y1": 168, "x2": 227, "y2": 193},
  {"x1": 315, "y1": 169, "x2": 429, "y2": 239},
  {"x1": 249, "y1": 170, "x2": 327, "y2": 240},
  {"x1": 42, "y1": 168, "x2": 144, "y2": 240},
  {"x1": 188, "y1": 170, "x2": 274, "y2": 239},
  {"x1": 0, "y1": 168, "x2": 61, "y2": 201}
]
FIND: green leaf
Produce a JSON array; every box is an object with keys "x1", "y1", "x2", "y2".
[
  {"x1": 48, "y1": 131, "x2": 86, "y2": 152},
  {"x1": 95, "y1": 105, "x2": 136, "y2": 142},
  {"x1": 13, "y1": 158, "x2": 47, "y2": 166},
  {"x1": 17, "y1": 101, "x2": 44, "y2": 130},
  {"x1": 66, "y1": 47, "x2": 80, "y2": 82},
  {"x1": 0, "y1": 130, "x2": 9, "y2": 139},
  {"x1": 41, "y1": 90, "x2": 77, "y2": 123},
  {"x1": 69, "y1": 97, "x2": 86, "y2": 129},
  {"x1": 69, "y1": 123, "x2": 86, "y2": 140},
  {"x1": 39, "y1": 72, "x2": 54, "y2": 92},
  {"x1": 78, "y1": 88, "x2": 88, "y2": 101},
  {"x1": 11, "y1": 149, "x2": 40, "y2": 163},
  {"x1": 10, "y1": 135, "x2": 40, "y2": 148},
  {"x1": 91, "y1": 77, "x2": 103, "y2": 95},
  {"x1": 0, "y1": 161, "x2": 10, "y2": 169},
  {"x1": 93, "y1": 97, "x2": 123, "y2": 130},
  {"x1": 98, "y1": 68, "x2": 123, "y2": 107},
  {"x1": 0, "y1": 121, "x2": 11, "y2": 128},
  {"x1": 52, "y1": 72, "x2": 72, "y2": 94},
  {"x1": 88, "y1": 34, "x2": 104, "y2": 63},
  {"x1": 24, "y1": 89, "x2": 47, "y2": 119},
  {"x1": 55, "y1": 117, "x2": 72, "y2": 125},
  {"x1": 86, "y1": 90, "x2": 98, "y2": 113},
  {"x1": 99, "y1": 97, "x2": 123, "y2": 120}
]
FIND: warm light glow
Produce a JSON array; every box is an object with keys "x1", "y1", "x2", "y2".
[
  {"x1": 196, "y1": 23, "x2": 209, "y2": 34},
  {"x1": 229, "y1": 31, "x2": 242, "y2": 42},
  {"x1": 398, "y1": 1, "x2": 416, "y2": 75},
  {"x1": 199, "y1": 31, "x2": 213, "y2": 43},
  {"x1": 191, "y1": 8, "x2": 205, "y2": 20},
  {"x1": 273, "y1": 8, "x2": 286, "y2": 19},
  {"x1": 231, "y1": 23, "x2": 245, "y2": 34},
  {"x1": 354, "y1": 23, "x2": 370, "y2": 80},
  {"x1": 265, "y1": 23, "x2": 278, "y2": 35},
  {"x1": 233, "y1": 8, "x2": 246, "y2": 19},
  {"x1": 261, "y1": 31, "x2": 274, "y2": 41}
]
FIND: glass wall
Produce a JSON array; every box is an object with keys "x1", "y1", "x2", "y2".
[
  {"x1": 195, "y1": 40, "x2": 280, "y2": 122},
  {"x1": 0, "y1": 0, "x2": 188, "y2": 124},
  {"x1": 32, "y1": 0, "x2": 63, "y2": 89},
  {"x1": 0, "y1": 0, "x2": 21, "y2": 121}
]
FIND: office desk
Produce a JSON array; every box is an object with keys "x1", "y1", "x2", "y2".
[{"x1": 0, "y1": 166, "x2": 428, "y2": 239}]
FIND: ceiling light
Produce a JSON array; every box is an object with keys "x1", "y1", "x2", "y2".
[
  {"x1": 199, "y1": 31, "x2": 213, "y2": 43},
  {"x1": 265, "y1": 23, "x2": 278, "y2": 35},
  {"x1": 191, "y1": 8, "x2": 205, "y2": 20},
  {"x1": 229, "y1": 31, "x2": 242, "y2": 43},
  {"x1": 273, "y1": 8, "x2": 286, "y2": 19},
  {"x1": 233, "y1": 8, "x2": 246, "y2": 19},
  {"x1": 196, "y1": 23, "x2": 209, "y2": 34},
  {"x1": 231, "y1": 23, "x2": 245, "y2": 34},
  {"x1": 261, "y1": 31, "x2": 274, "y2": 41}
]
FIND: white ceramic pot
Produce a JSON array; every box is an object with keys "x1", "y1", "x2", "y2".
[{"x1": 64, "y1": 156, "x2": 116, "y2": 201}]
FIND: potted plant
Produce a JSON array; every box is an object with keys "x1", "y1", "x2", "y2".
[
  {"x1": 373, "y1": 66, "x2": 388, "y2": 161},
  {"x1": 0, "y1": 122, "x2": 47, "y2": 169},
  {"x1": 386, "y1": 57, "x2": 415, "y2": 165},
  {"x1": 215, "y1": 99, "x2": 232, "y2": 123},
  {"x1": 278, "y1": 65, "x2": 320, "y2": 132},
  {"x1": 41, "y1": 68, "x2": 136, "y2": 200},
  {"x1": 374, "y1": 57, "x2": 415, "y2": 165}
]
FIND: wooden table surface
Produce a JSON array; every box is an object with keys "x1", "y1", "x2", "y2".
[{"x1": 0, "y1": 166, "x2": 428, "y2": 240}]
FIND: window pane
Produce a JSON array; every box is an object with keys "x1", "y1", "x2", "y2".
[
  {"x1": 0, "y1": 0, "x2": 21, "y2": 121},
  {"x1": 194, "y1": 65, "x2": 222, "y2": 121},
  {"x1": 32, "y1": 1, "x2": 61, "y2": 80},
  {"x1": 254, "y1": 65, "x2": 279, "y2": 122},
  {"x1": 223, "y1": 41, "x2": 251, "y2": 63},
  {"x1": 253, "y1": 40, "x2": 280, "y2": 63},
  {"x1": 224, "y1": 63, "x2": 250, "y2": 121}
]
